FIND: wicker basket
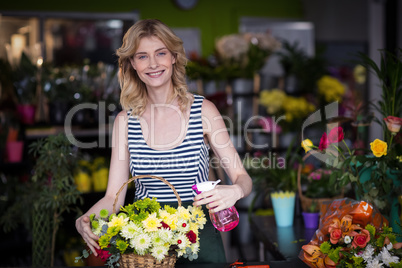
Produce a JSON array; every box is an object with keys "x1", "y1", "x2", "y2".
[
  {"x1": 112, "y1": 175, "x2": 181, "y2": 268},
  {"x1": 297, "y1": 151, "x2": 344, "y2": 212}
]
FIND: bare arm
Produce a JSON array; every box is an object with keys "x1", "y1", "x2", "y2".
[
  {"x1": 75, "y1": 110, "x2": 130, "y2": 254},
  {"x1": 193, "y1": 99, "x2": 252, "y2": 213}
]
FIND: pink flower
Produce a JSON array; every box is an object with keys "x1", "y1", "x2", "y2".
[
  {"x1": 328, "y1": 127, "x2": 344, "y2": 143},
  {"x1": 384, "y1": 116, "x2": 402, "y2": 133},
  {"x1": 319, "y1": 133, "x2": 329, "y2": 151},
  {"x1": 257, "y1": 117, "x2": 282, "y2": 134}
]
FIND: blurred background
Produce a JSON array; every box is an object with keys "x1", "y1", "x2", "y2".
[{"x1": 0, "y1": 0, "x2": 401, "y2": 266}]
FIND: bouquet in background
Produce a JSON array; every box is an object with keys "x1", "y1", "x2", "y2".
[
  {"x1": 215, "y1": 32, "x2": 281, "y2": 78},
  {"x1": 76, "y1": 197, "x2": 207, "y2": 267},
  {"x1": 300, "y1": 198, "x2": 402, "y2": 268},
  {"x1": 259, "y1": 88, "x2": 316, "y2": 132}
]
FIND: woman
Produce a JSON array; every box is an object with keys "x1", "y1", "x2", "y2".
[{"x1": 76, "y1": 19, "x2": 252, "y2": 263}]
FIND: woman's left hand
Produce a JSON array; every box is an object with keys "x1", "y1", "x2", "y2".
[{"x1": 193, "y1": 184, "x2": 242, "y2": 213}]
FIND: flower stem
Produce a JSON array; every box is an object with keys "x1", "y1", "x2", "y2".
[{"x1": 342, "y1": 140, "x2": 352, "y2": 157}]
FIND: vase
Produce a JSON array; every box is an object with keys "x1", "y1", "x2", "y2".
[
  {"x1": 17, "y1": 104, "x2": 36, "y2": 125},
  {"x1": 271, "y1": 191, "x2": 296, "y2": 227},
  {"x1": 302, "y1": 212, "x2": 320, "y2": 229},
  {"x1": 6, "y1": 141, "x2": 24, "y2": 163},
  {"x1": 230, "y1": 78, "x2": 254, "y2": 95}
]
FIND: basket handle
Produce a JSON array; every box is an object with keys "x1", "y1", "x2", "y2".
[{"x1": 112, "y1": 175, "x2": 182, "y2": 214}]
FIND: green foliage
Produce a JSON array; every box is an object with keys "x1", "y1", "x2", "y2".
[
  {"x1": 276, "y1": 40, "x2": 328, "y2": 94},
  {"x1": 357, "y1": 49, "x2": 402, "y2": 142}
]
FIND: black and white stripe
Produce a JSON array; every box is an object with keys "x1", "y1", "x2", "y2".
[{"x1": 127, "y1": 95, "x2": 209, "y2": 202}]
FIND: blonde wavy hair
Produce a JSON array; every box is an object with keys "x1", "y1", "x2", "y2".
[{"x1": 116, "y1": 19, "x2": 193, "y2": 116}]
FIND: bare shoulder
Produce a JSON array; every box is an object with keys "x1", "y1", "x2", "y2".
[{"x1": 201, "y1": 98, "x2": 221, "y2": 119}]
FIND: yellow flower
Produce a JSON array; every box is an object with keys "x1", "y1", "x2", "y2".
[
  {"x1": 142, "y1": 213, "x2": 161, "y2": 232},
  {"x1": 317, "y1": 75, "x2": 345, "y2": 102},
  {"x1": 370, "y1": 139, "x2": 388, "y2": 157},
  {"x1": 301, "y1": 139, "x2": 314, "y2": 153},
  {"x1": 259, "y1": 89, "x2": 286, "y2": 114},
  {"x1": 176, "y1": 206, "x2": 191, "y2": 221},
  {"x1": 108, "y1": 214, "x2": 128, "y2": 229}
]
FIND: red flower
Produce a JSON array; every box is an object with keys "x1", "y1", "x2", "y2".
[
  {"x1": 186, "y1": 230, "x2": 197, "y2": 243},
  {"x1": 351, "y1": 229, "x2": 370, "y2": 248},
  {"x1": 160, "y1": 221, "x2": 171, "y2": 230},
  {"x1": 328, "y1": 127, "x2": 344, "y2": 143},
  {"x1": 95, "y1": 247, "x2": 112, "y2": 262},
  {"x1": 319, "y1": 133, "x2": 329, "y2": 151}
]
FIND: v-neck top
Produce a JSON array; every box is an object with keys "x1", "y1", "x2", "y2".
[{"x1": 127, "y1": 94, "x2": 209, "y2": 202}]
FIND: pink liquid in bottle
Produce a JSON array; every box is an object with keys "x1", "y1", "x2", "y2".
[{"x1": 192, "y1": 180, "x2": 239, "y2": 232}]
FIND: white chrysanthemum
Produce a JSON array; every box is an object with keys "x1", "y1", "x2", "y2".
[
  {"x1": 120, "y1": 221, "x2": 142, "y2": 240},
  {"x1": 131, "y1": 233, "x2": 151, "y2": 255},
  {"x1": 386, "y1": 242, "x2": 393, "y2": 251},
  {"x1": 157, "y1": 228, "x2": 173, "y2": 243},
  {"x1": 176, "y1": 247, "x2": 186, "y2": 258},
  {"x1": 142, "y1": 212, "x2": 161, "y2": 232},
  {"x1": 176, "y1": 233, "x2": 190, "y2": 250},
  {"x1": 379, "y1": 246, "x2": 399, "y2": 266},
  {"x1": 176, "y1": 206, "x2": 191, "y2": 221},
  {"x1": 344, "y1": 236, "x2": 352, "y2": 244},
  {"x1": 361, "y1": 244, "x2": 375, "y2": 262},
  {"x1": 366, "y1": 258, "x2": 384, "y2": 268},
  {"x1": 176, "y1": 219, "x2": 190, "y2": 233},
  {"x1": 151, "y1": 232, "x2": 166, "y2": 246},
  {"x1": 190, "y1": 242, "x2": 200, "y2": 254},
  {"x1": 151, "y1": 245, "x2": 169, "y2": 262}
]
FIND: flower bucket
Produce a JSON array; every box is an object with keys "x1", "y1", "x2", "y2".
[
  {"x1": 6, "y1": 141, "x2": 24, "y2": 162},
  {"x1": 359, "y1": 166, "x2": 402, "y2": 241},
  {"x1": 231, "y1": 78, "x2": 254, "y2": 94},
  {"x1": 271, "y1": 191, "x2": 295, "y2": 227},
  {"x1": 302, "y1": 212, "x2": 320, "y2": 229},
  {"x1": 17, "y1": 104, "x2": 36, "y2": 125}
]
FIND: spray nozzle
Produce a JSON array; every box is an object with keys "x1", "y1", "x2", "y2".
[{"x1": 192, "y1": 179, "x2": 221, "y2": 194}]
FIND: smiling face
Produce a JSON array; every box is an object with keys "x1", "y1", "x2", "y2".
[{"x1": 130, "y1": 36, "x2": 176, "y2": 91}]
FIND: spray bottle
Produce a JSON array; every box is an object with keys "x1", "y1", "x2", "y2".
[{"x1": 192, "y1": 180, "x2": 239, "y2": 232}]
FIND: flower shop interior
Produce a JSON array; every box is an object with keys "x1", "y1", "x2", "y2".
[{"x1": 1, "y1": 0, "x2": 402, "y2": 267}]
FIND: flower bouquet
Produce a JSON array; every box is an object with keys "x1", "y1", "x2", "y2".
[
  {"x1": 76, "y1": 175, "x2": 207, "y2": 268},
  {"x1": 300, "y1": 198, "x2": 402, "y2": 268}
]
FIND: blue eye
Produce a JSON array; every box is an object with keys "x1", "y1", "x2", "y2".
[
  {"x1": 157, "y1": 52, "x2": 166, "y2": 56},
  {"x1": 138, "y1": 55, "x2": 147, "y2": 60}
]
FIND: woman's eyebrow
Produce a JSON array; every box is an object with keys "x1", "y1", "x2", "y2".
[{"x1": 134, "y1": 47, "x2": 167, "y2": 56}]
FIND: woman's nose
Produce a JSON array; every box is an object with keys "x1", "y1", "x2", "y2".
[{"x1": 149, "y1": 55, "x2": 159, "y2": 69}]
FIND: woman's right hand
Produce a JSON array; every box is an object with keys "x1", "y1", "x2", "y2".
[{"x1": 76, "y1": 215, "x2": 100, "y2": 256}]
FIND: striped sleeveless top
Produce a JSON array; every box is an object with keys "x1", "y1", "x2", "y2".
[{"x1": 127, "y1": 94, "x2": 209, "y2": 202}]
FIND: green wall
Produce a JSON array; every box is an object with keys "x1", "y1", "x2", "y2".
[{"x1": 0, "y1": 0, "x2": 303, "y2": 56}]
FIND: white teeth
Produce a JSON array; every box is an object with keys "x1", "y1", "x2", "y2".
[{"x1": 149, "y1": 71, "x2": 162, "y2": 76}]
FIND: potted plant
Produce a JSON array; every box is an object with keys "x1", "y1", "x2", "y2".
[
  {"x1": 0, "y1": 133, "x2": 83, "y2": 267},
  {"x1": 11, "y1": 53, "x2": 38, "y2": 125},
  {"x1": 248, "y1": 140, "x2": 301, "y2": 227},
  {"x1": 301, "y1": 200, "x2": 320, "y2": 229},
  {"x1": 276, "y1": 40, "x2": 327, "y2": 95},
  {"x1": 215, "y1": 32, "x2": 281, "y2": 94}
]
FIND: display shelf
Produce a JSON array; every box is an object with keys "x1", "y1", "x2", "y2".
[{"x1": 25, "y1": 124, "x2": 112, "y2": 139}]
